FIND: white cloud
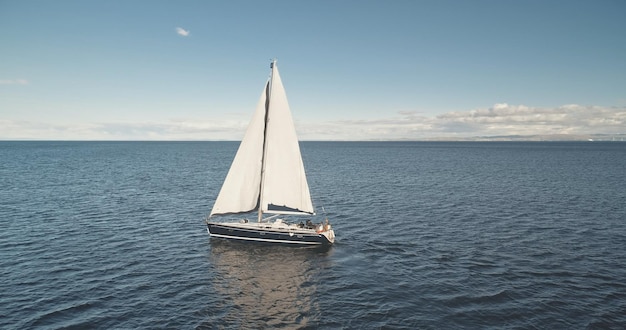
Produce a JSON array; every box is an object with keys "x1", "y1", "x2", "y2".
[
  {"x1": 0, "y1": 79, "x2": 28, "y2": 85},
  {"x1": 298, "y1": 104, "x2": 626, "y2": 140},
  {"x1": 1, "y1": 104, "x2": 625, "y2": 140},
  {"x1": 434, "y1": 104, "x2": 626, "y2": 136},
  {"x1": 175, "y1": 27, "x2": 190, "y2": 37},
  {"x1": 0, "y1": 118, "x2": 248, "y2": 141}
]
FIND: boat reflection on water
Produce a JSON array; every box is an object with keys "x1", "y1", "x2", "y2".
[{"x1": 200, "y1": 240, "x2": 333, "y2": 328}]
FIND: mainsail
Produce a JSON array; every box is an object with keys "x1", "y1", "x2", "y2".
[{"x1": 210, "y1": 61, "x2": 314, "y2": 219}]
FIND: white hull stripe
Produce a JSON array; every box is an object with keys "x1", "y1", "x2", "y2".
[{"x1": 209, "y1": 232, "x2": 322, "y2": 245}]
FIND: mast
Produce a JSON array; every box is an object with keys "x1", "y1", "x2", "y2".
[{"x1": 257, "y1": 59, "x2": 275, "y2": 222}]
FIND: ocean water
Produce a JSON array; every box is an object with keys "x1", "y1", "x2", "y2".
[{"x1": 1, "y1": 141, "x2": 625, "y2": 329}]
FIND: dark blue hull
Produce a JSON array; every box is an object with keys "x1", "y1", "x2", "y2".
[{"x1": 207, "y1": 223, "x2": 333, "y2": 246}]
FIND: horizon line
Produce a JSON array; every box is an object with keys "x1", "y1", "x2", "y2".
[{"x1": 2, "y1": 134, "x2": 625, "y2": 143}]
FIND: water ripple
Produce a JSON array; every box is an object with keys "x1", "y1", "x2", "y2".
[{"x1": 1, "y1": 141, "x2": 626, "y2": 328}]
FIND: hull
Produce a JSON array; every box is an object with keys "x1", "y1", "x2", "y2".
[{"x1": 207, "y1": 221, "x2": 334, "y2": 246}]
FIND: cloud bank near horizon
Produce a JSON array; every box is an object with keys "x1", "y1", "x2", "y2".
[
  {"x1": 1, "y1": 104, "x2": 625, "y2": 140},
  {"x1": 296, "y1": 104, "x2": 626, "y2": 140}
]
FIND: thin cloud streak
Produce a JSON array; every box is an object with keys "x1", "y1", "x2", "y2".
[
  {"x1": 0, "y1": 119, "x2": 248, "y2": 141},
  {"x1": 1, "y1": 104, "x2": 624, "y2": 140},
  {"x1": 0, "y1": 79, "x2": 29, "y2": 85}
]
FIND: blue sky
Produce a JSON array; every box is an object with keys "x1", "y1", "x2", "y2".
[{"x1": 1, "y1": 0, "x2": 625, "y2": 140}]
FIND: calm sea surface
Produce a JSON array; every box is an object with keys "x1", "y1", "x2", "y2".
[{"x1": 1, "y1": 141, "x2": 625, "y2": 329}]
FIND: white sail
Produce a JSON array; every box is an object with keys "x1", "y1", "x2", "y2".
[
  {"x1": 210, "y1": 61, "x2": 313, "y2": 218},
  {"x1": 209, "y1": 83, "x2": 268, "y2": 216},
  {"x1": 260, "y1": 63, "x2": 314, "y2": 215}
]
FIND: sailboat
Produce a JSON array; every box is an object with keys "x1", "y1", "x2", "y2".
[{"x1": 205, "y1": 60, "x2": 335, "y2": 246}]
